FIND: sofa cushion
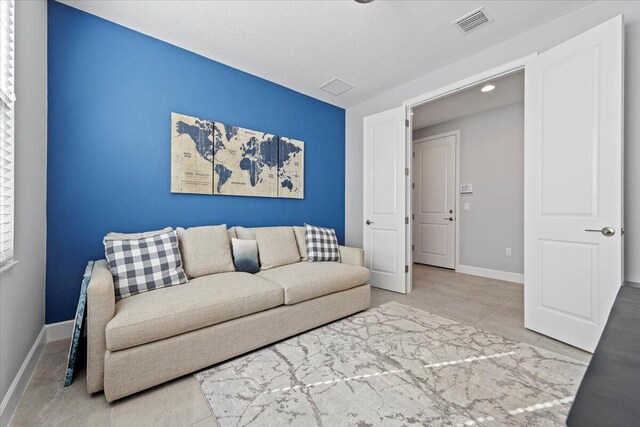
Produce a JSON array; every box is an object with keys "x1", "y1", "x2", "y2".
[
  {"x1": 176, "y1": 225, "x2": 235, "y2": 279},
  {"x1": 105, "y1": 272, "x2": 284, "y2": 351},
  {"x1": 293, "y1": 226, "x2": 307, "y2": 261},
  {"x1": 257, "y1": 262, "x2": 370, "y2": 305},
  {"x1": 227, "y1": 227, "x2": 238, "y2": 240},
  {"x1": 235, "y1": 226, "x2": 256, "y2": 240},
  {"x1": 254, "y1": 227, "x2": 300, "y2": 270}
]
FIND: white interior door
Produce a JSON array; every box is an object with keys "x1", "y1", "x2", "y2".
[
  {"x1": 413, "y1": 133, "x2": 456, "y2": 269},
  {"x1": 363, "y1": 107, "x2": 407, "y2": 293},
  {"x1": 524, "y1": 15, "x2": 624, "y2": 352}
]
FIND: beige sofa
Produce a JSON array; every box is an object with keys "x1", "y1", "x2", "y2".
[{"x1": 86, "y1": 225, "x2": 371, "y2": 402}]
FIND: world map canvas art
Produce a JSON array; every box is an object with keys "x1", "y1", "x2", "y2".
[
  {"x1": 213, "y1": 123, "x2": 279, "y2": 197},
  {"x1": 171, "y1": 112, "x2": 304, "y2": 199},
  {"x1": 170, "y1": 113, "x2": 215, "y2": 195},
  {"x1": 278, "y1": 137, "x2": 304, "y2": 199}
]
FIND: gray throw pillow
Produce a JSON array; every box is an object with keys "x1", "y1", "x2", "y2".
[
  {"x1": 104, "y1": 229, "x2": 188, "y2": 300},
  {"x1": 305, "y1": 224, "x2": 341, "y2": 262},
  {"x1": 104, "y1": 226, "x2": 173, "y2": 241},
  {"x1": 231, "y1": 238, "x2": 260, "y2": 273}
]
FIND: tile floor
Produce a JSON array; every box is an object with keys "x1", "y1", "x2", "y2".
[
  {"x1": 372, "y1": 264, "x2": 591, "y2": 363},
  {"x1": 9, "y1": 264, "x2": 590, "y2": 426}
]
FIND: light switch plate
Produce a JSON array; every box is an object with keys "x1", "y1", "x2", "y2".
[{"x1": 464, "y1": 203, "x2": 470, "y2": 211}]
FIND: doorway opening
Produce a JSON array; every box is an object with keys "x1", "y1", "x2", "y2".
[
  {"x1": 409, "y1": 71, "x2": 525, "y2": 285},
  {"x1": 364, "y1": 16, "x2": 623, "y2": 352}
]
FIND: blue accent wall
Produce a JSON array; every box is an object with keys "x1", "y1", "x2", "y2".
[{"x1": 46, "y1": 2, "x2": 345, "y2": 324}]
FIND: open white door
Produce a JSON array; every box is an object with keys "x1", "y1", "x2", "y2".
[
  {"x1": 363, "y1": 107, "x2": 407, "y2": 293},
  {"x1": 524, "y1": 16, "x2": 624, "y2": 352}
]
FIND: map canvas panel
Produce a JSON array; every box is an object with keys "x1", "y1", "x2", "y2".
[
  {"x1": 278, "y1": 137, "x2": 304, "y2": 199},
  {"x1": 213, "y1": 123, "x2": 279, "y2": 197},
  {"x1": 170, "y1": 112, "x2": 214, "y2": 194}
]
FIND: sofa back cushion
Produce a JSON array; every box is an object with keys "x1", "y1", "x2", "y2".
[
  {"x1": 235, "y1": 226, "x2": 256, "y2": 240},
  {"x1": 104, "y1": 226, "x2": 173, "y2": 241},
  {"x1": 176, "y1": 225, "x2": 235, "y2": 279},
  {"x1": 254, "y1": 227, "x2": 300, "y2": 270},
  {"x1": 227, "y1": 227, "x2": 238, "y2": 241},
  {"x1": 293, "y1": 226, "x2": 307, "y2": 261},
  {"x1": 104, "y1": 229, "x2": 188, "y2": 300}
]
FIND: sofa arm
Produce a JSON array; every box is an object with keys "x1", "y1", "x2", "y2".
[
  {"x1": 339, "y1": 246, "x2": 365, "y2": 267},
  {"x1": 86, "y1": 259, "x2": 116, "y2": 393}
]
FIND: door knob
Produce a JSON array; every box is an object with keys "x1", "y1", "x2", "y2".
[
  {"x1": 444, "y1": 217, "x2": 454, "y2": 221},
  {"x1": 585, "y1": 226, "x2": 615, "y2": 237},
  {"x1": 366, "y1": 220, "x2": 375, "y2": 225}
]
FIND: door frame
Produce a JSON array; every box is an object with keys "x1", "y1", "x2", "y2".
[
  {"x1": 412, "y1": 131, "x2": 461, "y2": 270},
  {"x1": 402, "y1": 53, "x2": 537, "y2": 291}
]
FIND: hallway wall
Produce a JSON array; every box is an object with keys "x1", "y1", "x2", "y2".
[{"x1": 414, "y1": 102, "x2": 524, "y2": 274}]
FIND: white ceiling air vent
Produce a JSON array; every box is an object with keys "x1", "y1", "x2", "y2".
[
  {"x1": 452, "y1": 7, "x2": 493, "y2": 35},
  {"x1": 320, "y1": 78, "x2": 355, "y2": 96}
]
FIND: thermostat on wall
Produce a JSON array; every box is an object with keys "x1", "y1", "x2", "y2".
[{"x1": 460, "y1": 184, "x2": 473, "y2": 194}]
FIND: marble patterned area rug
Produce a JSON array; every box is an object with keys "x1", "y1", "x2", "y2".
[{"x1": 195, "y1": 302, "x2": 587, "y2": 426}]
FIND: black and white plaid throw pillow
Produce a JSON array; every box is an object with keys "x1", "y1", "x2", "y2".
[
  {"x1": 305, "y1": 224, "x2": 341, "y2": 262},
  {"x1": 104, "y1": 230, "x2": 188, "y2": 300}
]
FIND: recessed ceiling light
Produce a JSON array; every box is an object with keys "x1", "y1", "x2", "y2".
[
  {"x1": 481, "y1": 84, "x2": 495, "y2": 93},
  {"x1": 354, "y1": 0, "x2": 375, "y2": 3}
]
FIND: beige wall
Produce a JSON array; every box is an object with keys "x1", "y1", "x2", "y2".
[
  {"x1": 414, "y1": 103, "x2": 524, "y2": 274},
  {"x1": 345, "y1": 1, "x2": 640, "y2": 282},
  {"x1": 0, "y1": 0, "x2": 47, "y2": 419}
]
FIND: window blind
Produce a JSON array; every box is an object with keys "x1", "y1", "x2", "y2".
[{"x1": 0, "y1": 0, "x2": 15, "y2": 264}]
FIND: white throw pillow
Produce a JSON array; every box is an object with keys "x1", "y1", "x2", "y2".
[{"x1": 231, "y1": 238, "x2": 260, "y2": 273}]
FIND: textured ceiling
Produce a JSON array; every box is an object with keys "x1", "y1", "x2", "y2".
[
  {"x1": 413, "y1": 71, "x2": 524, "y2": 130},
  {"x1": 58, "y1": 1, "x2": 590, "y2": 108}
]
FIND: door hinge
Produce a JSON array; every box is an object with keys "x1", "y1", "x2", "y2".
[
  {"x1": 412, "y1": 214, "x2": 415, "y2": 220},
  {"x1": 405, "y1": 119, "x2": 410, "y2": 127},
  {"x1": 405, "y1": 217, "x2": 409, "y2": 225},
  {"x1": 412, "y1": 182, "x2": 415, "y2": 189},
  {"x1": 412, "y1": 244, "x2": 414, "y2": 251},
  {"x1": 405, "y1": 265, "x2": 409, "y2": 273},
  {"x1": 405, "y1": 167, "x2": 409, "y2": 176},
  {"x1": 412, "y1": 152, "x2": 415, "y2": 158}
]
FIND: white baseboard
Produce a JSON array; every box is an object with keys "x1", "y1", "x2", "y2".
[
  {"x1": 456, "y1": 264, "x2": 524, "y2": 284},
  {"x1": 46, "y1": 319, "x2": 74, "y2": 342},
  {"x1": 0, "y1": 327, "x2": 46, "y2": 427},
  {"x1": 0, "y1": 319, "x2": 75, "y2": 427}
]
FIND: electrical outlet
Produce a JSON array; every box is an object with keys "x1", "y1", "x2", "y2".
[{"x1": 505, "y1": 248, "x2": 512, "y2": 257}]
